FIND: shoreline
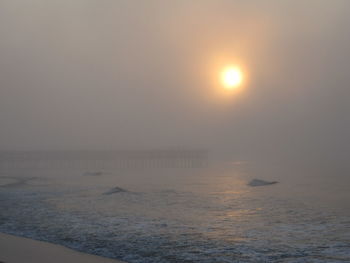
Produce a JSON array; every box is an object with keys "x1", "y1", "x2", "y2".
[{"x1": 0, "y1": 232, "x2": 125, "y2": 263}]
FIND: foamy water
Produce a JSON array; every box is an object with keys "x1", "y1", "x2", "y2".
[{"x1": 0, "y1": 160, "x2": 349, "y2": 262}]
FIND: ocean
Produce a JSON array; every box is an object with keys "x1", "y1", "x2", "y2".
[{"x1": 0, "y1": 151, "x2": 349, "y2": 262}]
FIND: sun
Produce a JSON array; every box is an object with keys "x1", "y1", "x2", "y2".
[{"x1": 221, "y1": 67, "x2": 243, "y2": 89}]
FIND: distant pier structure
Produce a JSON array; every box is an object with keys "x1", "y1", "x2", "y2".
[{"x1": 0, "y1": 149, "x2": 209, "y2": 170}]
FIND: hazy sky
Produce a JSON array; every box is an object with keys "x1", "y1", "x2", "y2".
[{"x1": 0, "y1": 0, "x2": 349, "y2": 169}]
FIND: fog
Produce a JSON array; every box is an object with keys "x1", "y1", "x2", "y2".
[{"x1": 1, "y1": 0, "x2": 350, "y2": 172}]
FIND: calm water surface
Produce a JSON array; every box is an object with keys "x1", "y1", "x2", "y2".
[{"x1": 0, "y1": 158, "x2": 349, "y2": 262}]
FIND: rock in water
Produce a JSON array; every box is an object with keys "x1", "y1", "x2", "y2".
[
  {"x1": 248, "y1": 179, "x2": 278, "y2": 187},
  {"x1": 103, "y1": 186, "x2": 128, "y2": 195}
]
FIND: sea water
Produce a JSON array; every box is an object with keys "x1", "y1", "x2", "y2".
[{"x1": 0, "y1": 154, "x2": 349, "y2": 262}]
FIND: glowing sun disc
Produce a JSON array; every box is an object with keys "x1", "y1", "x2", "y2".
[{"x1": 221, "y1": 67, "x2": 243, "y2": 89}]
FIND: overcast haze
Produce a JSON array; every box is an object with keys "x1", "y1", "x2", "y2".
[{"x1": 1, "y1": 0, "x2": 349, "y2": 172}]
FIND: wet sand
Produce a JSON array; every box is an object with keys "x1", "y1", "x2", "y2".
[{"x1": 0, "y1": 232, "x2": 125, "y2": 263}]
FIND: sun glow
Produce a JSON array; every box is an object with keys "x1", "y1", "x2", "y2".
[{"x1": 221, "y1": 67, "x2": 243, "y2": 89}]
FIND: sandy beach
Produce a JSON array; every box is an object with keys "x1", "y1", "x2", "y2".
[{"x1": 0, "y1": 233, "x2": 125, "y2": 263}]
